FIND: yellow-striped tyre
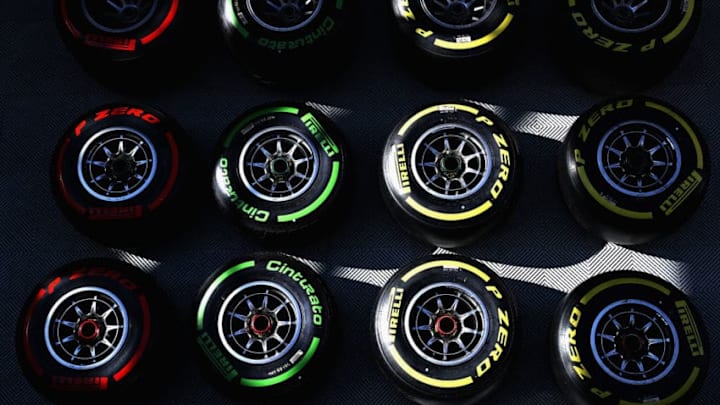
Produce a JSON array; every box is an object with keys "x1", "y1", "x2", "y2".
[
  {"x1": 373, "y1": 255, "x2": 518, "y2": 404},
  {"x1": 558, "y1": 95, "x2": 710, "y2": 245},
  {"x1": 550, "y1": 271, "x2": 709, "y2": 405},
  {"x1": 381, "y1": 102, "x2": 521, "y2": 248}
]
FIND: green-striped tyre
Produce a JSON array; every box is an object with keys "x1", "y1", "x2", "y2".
[
  {"x1": 193, "y1": 252, "x2": 335, "y2": 398},
  {"x1": 211, "y1": 102, "x2": 346, "y2": 238}
]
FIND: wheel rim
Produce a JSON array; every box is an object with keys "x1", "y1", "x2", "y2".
[
  {"x1": 411, "y1": 124, "x2": 492, "y2": 201},
  {"x1": 591, "y1": 0, "x2": 671, "y2": 34},
  {"x1": 404, "y1": 282, "x2": 489, "y2": 366},
  {"x1": 590, "y1": 299, "x2": 680, "y2": 385},
  {"x1": 77, "y1": 127, "x2": 158, "y2": 203},
  {"x1": 82, "y1": 0, "x2": 159, "y2": 34},
  {"x1": 246, "y1": 0, "x2": 323, "y2": 32},
  {"x1": 218, "y1": 281, "x2": 302, "y2": 365},
  {"x1": 43, "y1": 287, "x2": 129, "y2": 371},
  {"x1": 239, "y1": 127, "x2": 319, "y2": 203},
  {"x1": 420, "y1": 0, "x2": 499, "y2": 30},
  {"x1": 596, "y1": 120, "x2": 681, "y2": 198}
]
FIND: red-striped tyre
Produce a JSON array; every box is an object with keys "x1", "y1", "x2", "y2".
[
  {"x1": 16, "y1": 258, "x2": 169, "y2": 403},
  {"x1": 51, "y1": 103, "x2": 191, "y2": 247}
]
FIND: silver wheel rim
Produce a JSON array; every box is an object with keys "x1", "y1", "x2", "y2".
[
  {"x1": 590, "y1": 299, "x2": 680, "y2": 385},
  {"x1": 44, "y1": 287, "x2": 129, "y2": 371},
  {"x1": 591, "y1": 0, "x2": 671, "y2": 34},
  {"x1": 239, "y1": 127, "x2": 319, "y2": 203},
  {"x1": 404, "y1": 282, "x2": 489, "y2": 366},
  {"x1": 411, "y1": 124, "x2": 492, "y2": 201},
  {"x1": 82, "y1": 0, "x2": 159, "y2": 34},
  {"x1": 420, "y1": 0, "x2": 499, "y2": 30},
  {"x1": 218, "y1": 281, "x2": 302, "y2": 365},
  {"x1": 596, "y1": 120, "x2": 681, "y2": 198},
  {"x1": 78, "y1": 127, "x2": 158, "y2": 203},
  {"x1": 246, "y1": 0, "x2": 323, "y2": 32}
]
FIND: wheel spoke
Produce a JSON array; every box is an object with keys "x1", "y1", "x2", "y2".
[{"x1": 229, "y1": 328, "x2": 249, "y2": 337}]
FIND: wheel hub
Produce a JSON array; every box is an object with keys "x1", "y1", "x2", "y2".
[
  {"x1": 615, "y1": 329, "x2": 648, "y2": 360},
  {"x1": 434, "y1": 313, "x2": 460, "y2": 338},
  {"x1": 620, "y1": 147, "x2": 652, "y2": 176},
  {"x1": 438, "y1": 153, "x2": 465, "y2": 179},
  {"x1": 447, "y1": 1, "x2": 471, "y2": 23},
  {"x1": 107, "y1": 153, "x2": 137, "y2": 181},
  {"x1": 279, "y1": 3, "x2": 303, "y2": 23},
  {"x1": 268, "y1": 155, "x2": 294, "y2": 181},
  {"x1": 76, "y1": 318, "x2": 104, "y2": 343},
  {"x1": 250, "y1": 313, "x2": 275, "y2": 337}
]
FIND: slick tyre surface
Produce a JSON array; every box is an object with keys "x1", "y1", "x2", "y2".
[
  {"x1": 558, "y1": 0, "x2": 701, "y2": 92},
  {"x1": 55, "y1": 0, "x2": 189, "y2": 87},
  {"x1": 381, "y1": 102, "x2": 520, "y2": 248},
  {"x1": 550, "y1": 271, "x2": 709, "y2": 405},
  {"x1": 193, "y1": 253, "x2": 334, "y2": 398},
  {"x1": 392, "y1": 0, "x2": 521, "y2": 60},
  {"x1": 218, "y1": 0, "x2": 352, "y2": 83},
  {"x1": 373, "y1": 255, "x2": 518, "y2": 405},
  {"x1": 212, "y1": 102, "x2": 346, "y2": 238},
  {"x1": 558, "y1": 96, "x2": 710, "y2": 246},
  {"x1": 16, "y1": 258, "x2": 170, "y2": 404},
  {"x1": 51, "y1": 103, "x2": 191, "y2": 247}
]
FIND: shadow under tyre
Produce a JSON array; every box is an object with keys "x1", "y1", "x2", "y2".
[
  {"x1": 218, "y1": 0, "x2": 352, "y2": 85},
  {"x1": 373, "y1": 254, "x2": 518, "y2": 405},
  {"x1": 558, "y1": 96, "x2": 710, "y2": 246},
  {"x1": 51, "y1": 103, "x2": 191, "y2": 248},
  {"x1": 381, "y1": 102, "x2": 520, "y2": 248},
  {"x1": 212, "y1": 102, "x2": 346, "y2": 239},
  {"x1": 55, "y1": 0, "x2": 189, "y2": 89},
  {"x1": 550, "y1": 271, "x2": 709, "y2": 405},
  {"x1": 193, "y1": 253, "x2": 334, "y2": 399},
  {"x1": 16, "y1": 258, "x2": 170, "y2": 404},
  {"x1": 558, "y1": 0, "x2": 701, "y2": 93}
]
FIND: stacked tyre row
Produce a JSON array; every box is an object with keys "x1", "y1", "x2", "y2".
[
  {"x1": 56, "y1": 0, "x2": 701, "y2": 92},
  {"x1": 17, "y1": 254, "x2": 709, "y2": 404}
]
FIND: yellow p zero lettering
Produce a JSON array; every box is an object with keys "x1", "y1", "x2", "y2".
[
  {"x1": 486, "y1": 285, "x2": 503, "y2": 300},
  {"x1": 476, "y1": 357, "x2": 491, "y2": 377},
  {"x1": 642, "y1": 39, "x2": 657, "y2": 52},
  {"x1": 567, "y1": 306, "x2": 592, "y2": 380},
  {"x1": 574, "y1": 150, "x2": 586, "y2": 165},
  {"x1": 493, "y1": 133, "x2": 508, "y2": 148},
  {"x1": 400, "y1": 1, "x2": 415, "y2": 21},
  {"x1": 572, "y1": 12, "x2": 587, "y2": 27},
  {"x1": 416, "y1": 28, "x2": 433, "y2": 38},
  {"x1": 476, "y1": 116, "x2": 494, "y2": 126},
  {"x1": 591, "y1": 388, "x2": 612, "y2": 399}
]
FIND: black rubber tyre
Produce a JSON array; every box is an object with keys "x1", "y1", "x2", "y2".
[
  {"x1": 54, "y1": 0, "x2": 191, "y2": 90},
  {"x1": 381, "y1": 102, "x2": 521, "y2": 248},
  {"x1": 193, "y1": 252, "x2": 335, "y2": 399},
  {"x1": 392, "y1": 0, "x2": 521, "y2": 60},
  {"x1": 218, "y1": 0, "x2": 353, "y2": 85},
  {"x1": 16, "y1": 258, "x2": 171, "y2": 404},
  {"x1": 373, "y1": 254, "x2": 518, "y2": 405},
  {"x1": 550, "y1": 270, "x2": 709, "y2": 405},
  {"x1": 51, "y1": 103, "x2": 192, "y2": 248},
  {"x1": 556, "y1": 0, "x2": 701, "y2": 94},
  {"x1": 211, "y1": 102, "x2": 346, "y2": 239},
  {"x1": 558, "y1": 95, "x2": 710, "y2": 246}
]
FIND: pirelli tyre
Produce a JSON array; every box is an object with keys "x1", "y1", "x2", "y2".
[
  {"x1": 15, "y1": 258, "x2": 170, "y2": 404},
  {"x1": 558, "y1": 0, "x2": 701, "y2": 93},
  {"x1": 381, "y1": 102, "x2": 520, "y2": 248},
  {"x1": 392, "y1": 0, "x2": 521, "y2": 60},
  {"x1": 550, "y1": 271, "x2": 709, "y2": 405},
  {"x1": 51, "y1": 103, "x2": 191, "y2": 247},
  {"x1": 54, "y1": 0, "x2": 190, "y2": 88},
  {"x1": 193, "y1": 252, "x2": 335, "y2": 399},
  {"x1": 211, "y1": 102, "x2": 346, "y2": 239},
  {"x1": 558, "y1": 96, "x2": 710, "y2": 246},
  {"x1": 218, "y1": 0, "x2": 352, "y2": 84},
  {"x1": 373, "y1": 254, "x2": 518, "y2": 405}
]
